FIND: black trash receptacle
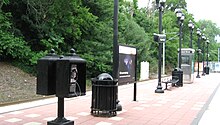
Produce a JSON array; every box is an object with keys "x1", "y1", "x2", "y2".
[
  {"x1": 204, "y1": 66, "x2": 210, "y2": 74},
  {"x1": 91, "y1": 73, "x2": 117, "y2": 117},
  {"x1": 172, "y1": 68, "x2": 183, "y2": 87}
]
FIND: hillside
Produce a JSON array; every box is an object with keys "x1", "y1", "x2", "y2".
[{"x1": 0, "y1": 62, "x2": 44, "y2": 105}]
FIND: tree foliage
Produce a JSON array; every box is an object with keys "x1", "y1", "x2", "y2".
[
  {"x1": 0, "y1": 0, "x2": 220, "y2": 77},
  {"x1": 197, "y1": 20, "x2": 220, "y2": 61}
]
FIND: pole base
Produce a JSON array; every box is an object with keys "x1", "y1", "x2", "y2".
[
  {"x1": 155, "y1": 89, "x2": 164, "y2": 93},
  {"x1": 116, "y1": 100, "x2": 122, "y2": 111},
  {"x1": 116, "y1": 104, "x2": 122, "y2": 111},
  {"x1": 47, "y1": 117, "x2": 74, "y2": 125},
  {"x1": 155, "y1": 85, "x2": 164, "y2": 93},
  {"x1": 205, "y1": 66, "x2": 210, "y2": 74},
  {"x1": 196, "y1": 75, "x2": 200, "y2": 78}
]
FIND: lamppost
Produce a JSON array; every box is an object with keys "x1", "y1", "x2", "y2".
[
  {"x1": 175, "y1": 9, "x2": 185, "y2": 69},
  {"x1": 173, "y1": 8, "x2": 184, "y2": 86},
  {"x1": 155, "y1": 0, "x2": 166, "y2": 93},
  {"x1": 206, "y1": 39, "x2": 210, "y2": 74},
  {"x1": 113, "y1": 0, "x2": 122, "y2": 111},
  {"x1": 201, "y1": 34, "x2": 206, "y2": 76},
  {"x1": 188, "y1": 20, "x2": 194, "y2": 48},
  {"x1": 196, "y1": 28, "x2": 202, "y2": 78}
]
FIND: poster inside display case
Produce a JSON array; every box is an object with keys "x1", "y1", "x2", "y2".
[{"x1": 118, "y1": 45, "x2": 137, "y2": 85}]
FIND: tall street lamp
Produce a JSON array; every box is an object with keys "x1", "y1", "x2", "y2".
[
  {"x1": 155, "y1": 0, "x2": 166, "y2": 93},
  {"x1": 175, "y1": 9, "x2": 184, "y2": 69},
  {"x1": 201, "y1": 34, "x2": 206, "y2": 76},
  {"x1": 196, "y1": 28, "x2": 202, "y2": 78},
  {"x1": 188, "y1": 20, "x2": 194, "y2": 48},
  {"x1": 206, "y1": 39, "x2": 210, "y2": 74},
  {"x1": 173, "y1": 8, "x2": 184, "y2": 86}
]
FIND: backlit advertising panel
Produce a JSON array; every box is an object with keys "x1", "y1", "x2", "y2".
[{"x1": 118, "y1": 45, "x2": 137, "y2": 84}]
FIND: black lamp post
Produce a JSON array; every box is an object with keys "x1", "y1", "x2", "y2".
[
  {"x1": 206, "y1": 39, "x2": 210, "y2": 74},
  {"x1": 201, "y1": 34, "x2": 206, "y2": 76},
  {"x1": 113, "y1": 0, "x2": 118, "y2": 80},
  {"x1": 155, "y1": 0, "x2": 166, "y2": 93},
  {"x1": 196, "y1": 28, "x2": 202, "y2": 78},
  {"x1": 188, "y1": 20, "x2": 194, "y2": 48},
  {"x1": 175, "y1": 9, "x2": 184, "y2": 69},
  {"x1": 113, "y1": 0, "x2": 122, "y2": 111}
]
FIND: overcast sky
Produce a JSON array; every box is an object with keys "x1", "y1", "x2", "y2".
[
  {"x1": 186, "y1": 0, "x2": 220, "y2": 27},
  {"x1": 186, "y1": 0, "x2": 220, "y2": 42},
  {"x1": 137, "y1": 0, "x2": 220, "y2": 27}
]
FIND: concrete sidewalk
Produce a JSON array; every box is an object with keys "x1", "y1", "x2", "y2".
[
  {"x1": 0, "y1": 73, "x2": 219, "y2": 125},
  {"x1": 196, "y1": 75, "x2": 220, "y2": 125}
]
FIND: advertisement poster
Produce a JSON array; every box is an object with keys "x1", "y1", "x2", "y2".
[{"x1": 118, "y1": 45, "x2": 137, "y2": 85}]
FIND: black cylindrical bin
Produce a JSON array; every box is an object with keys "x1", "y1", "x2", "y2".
[
  {"x1": 91, "y1": 73, "x2": 117, "y2": 117},
  {"x1": 172, "y1": 68, "x2": 183, "y2": 87},
  {"x1": 204, "y1": 66, "x2": 210, "y2": 74}
]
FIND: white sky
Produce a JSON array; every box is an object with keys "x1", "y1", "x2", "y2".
[
  {"x1": 186, "y1": 0, "x2": 220, "y2": 28},
  {"x1": 137, "y1": 0, "x2": 220, "y2": 42},
  {"x1": 138, "y1": 0, "x2": 150, "y2": 8},
  {"x1": 186, "y1": 0, "x2": 220, "y2": 42},
  {"x1": 137, "y1": 0, "x2": 220, "y2": 27}
]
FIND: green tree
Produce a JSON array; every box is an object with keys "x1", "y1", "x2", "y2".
[
  {"x1": 0, "y1": 5, "x2": 30, "y2": 59},
  {"x1": 165, "y1": 0, "x2": 187, "y2": 11},
  {"x1": 197, "y1": 20, "x2": 220, "y2": 61}
]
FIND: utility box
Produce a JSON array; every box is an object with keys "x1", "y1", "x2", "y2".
[
  {"x1": 56, "y1": 49, "x2": 86, "y2": 98},
  {"x1": 181, "y1": 48, "x2": 195, "y2": 84},
  {"x1": 37, "y1": 49, "x2": 59, "y2": 95}
]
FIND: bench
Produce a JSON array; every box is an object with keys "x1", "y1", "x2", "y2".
[{"x1": 162, "y1": 76, "x2": 179, "y2": 90}]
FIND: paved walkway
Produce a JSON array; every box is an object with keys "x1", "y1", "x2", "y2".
[{"x1": 0, "y1": 73, "x2": 219, "y2": 125}]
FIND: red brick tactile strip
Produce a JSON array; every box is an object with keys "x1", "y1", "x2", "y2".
[{"x1": 0, "y1": 73, "x2": 219, "y2": 125}]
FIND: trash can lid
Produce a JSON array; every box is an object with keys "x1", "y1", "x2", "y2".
[
  {"x1": 174, "y1": 68, "x2": 182, "y2": 71},
  {"x1": 97, "y1": 73, "x2": 113, "y2": 80}
]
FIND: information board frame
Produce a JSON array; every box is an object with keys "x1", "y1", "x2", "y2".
[{"x1": 118, "y1": 45, "x2": 137, "y2": 85}]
